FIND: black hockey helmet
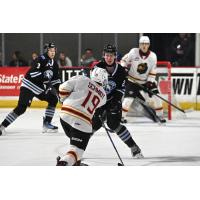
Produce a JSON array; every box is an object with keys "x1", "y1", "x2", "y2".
[
  {"x1": 103, "y1": 44, "x2": 117, "y2": 55},
  {"x1": 44, "y1": 42, "x2": 56, "y2": 53}
]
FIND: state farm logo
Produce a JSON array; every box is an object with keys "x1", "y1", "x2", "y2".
[{"x1": 0, "y1": 74, "x2": 24, "y2": 83}]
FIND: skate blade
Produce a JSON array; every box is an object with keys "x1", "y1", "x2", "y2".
[
  {"x1": 0, "y1": 129, "x2": 6, "y2": 136},
  {"x1": 133, "y1": 153, "x2": 144, "y2": 159},
  {"x1": 79, "y1": 163, "x2": 89, "y2": 166},
  {"x1": 42, "y1": 128, "x2": 58, "y2": 133},
  {"x1": 158, "y1": 122, "x2": 167, "y2": 126}
]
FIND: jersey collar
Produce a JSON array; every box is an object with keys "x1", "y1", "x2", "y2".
[{"x1": 139, "y1": 49, "x2": 150, "y2": 59}]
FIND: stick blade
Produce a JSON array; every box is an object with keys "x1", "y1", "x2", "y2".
[{"x1": 118, "y1": 163, "x2": 124, "y2": 166}]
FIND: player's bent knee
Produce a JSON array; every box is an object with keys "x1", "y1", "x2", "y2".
[
  {"x1": 114, "y1": 124, "x2": 124, "y2": 133},
  {"x1": 92, "y1": 118, "x2": 102, "y2": 132},
  {"x1": 92, "y1": 124, "x2": 101, "y2": 132},
  {"x1": 47, "y1": 96, "x2": 58, "y2": 107},
  {"x1": 107, "y1": 120, "x2": 120, "y2": 131}
]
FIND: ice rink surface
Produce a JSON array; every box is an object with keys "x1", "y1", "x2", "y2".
[{"x1": 0, "y1": 108, "x2": 200, "y2": 166}]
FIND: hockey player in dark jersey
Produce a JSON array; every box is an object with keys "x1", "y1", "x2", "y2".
[
  {"x1": 0, "y1": 43, "x2": 61, "y2": 135},
  {"x1": 92, "y1": 44, "x2": 143, "y2": 158}
]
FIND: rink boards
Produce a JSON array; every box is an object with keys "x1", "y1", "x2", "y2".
[{"x1": 1, "y1": 67, "x2": 200, "y2": 110}]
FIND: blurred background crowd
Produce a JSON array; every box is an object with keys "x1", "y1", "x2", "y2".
[{"x1": 0, "y1": 33, "x2": 196, "y2": 68}]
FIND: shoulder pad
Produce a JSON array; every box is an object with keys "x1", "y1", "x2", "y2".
[{"x1": 150, "y1": 51, "x2": 157, "y2": 60}]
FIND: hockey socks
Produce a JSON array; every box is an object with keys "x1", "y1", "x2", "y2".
[
  {"x1": 1, "y1": 111, "x2": 18, "y2": 128},
  {"x1": 115, "y1": 125, "x2": 136, "y2": 148},
  {"x1": 44, "y1": 106, "x2": 55, "y2": 122}
]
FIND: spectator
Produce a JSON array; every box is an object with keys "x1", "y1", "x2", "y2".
[
  {"x1": 168, "y1": 33, "x2": 194, "y2": 66},
  {"x1": 9, "y1": 51, "x2": 28, "y2": 67},
  {"x1": 80, "y1": 48, "x2": 97, "y2": 77},
  {"x1": 57, "y1": 52, "x2": 72, "y2": 68},
  {"x1": 29, "y1": 52, "x2": 38, "y2": 67},
  {"x1": 80, "y1": 48, "x2": 96, "y2": 67}
]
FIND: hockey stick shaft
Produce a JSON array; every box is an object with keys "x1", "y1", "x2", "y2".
[
  {"x1": 134, "y1": 81, "x2": 185, "y2": 113},
  {"x1": 100, "y1": 119, "x2": 125, "y2": 166},
  {"x1": 135, "y1": 97, "x2": 163, "y2": 123}
]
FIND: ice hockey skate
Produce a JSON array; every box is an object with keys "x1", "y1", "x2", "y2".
[
  {"x1": 56, "y1": 156, "x2": 68, "y2": 166},
  {"x1": 131, "y1": 145, "x2": 144, "y2": 158},
  {"x1": 157, "y1": 116, "x2": 167, "y2": 125},
  {"x1": 56, "y1": 157, "x2": 88, "y2": 166},
  {"x1": 42, "y1": 117, "x2": 58, "y2": 133},
  {"x1": 74, "y1": 160, "x2": 89, "y2": 166},
  {"x1": 121, "y1": 117, "x2": 128, "y2": 123},
  {"x1": 0, "y1": 125, "x2": 5, "y2": 136},
  {"x1": 159, "y1": 117, "x2": 167, "y2": 123}
]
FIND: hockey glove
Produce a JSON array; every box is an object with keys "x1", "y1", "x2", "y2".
[
  {"x1": 44, "y1": 82, "x2": 58, "y2": 98},
  {"x1": 110, "y1": 99, "x2": 122, "y2": 114},
  {"x1": 143, "y1": 81, "x2": 158, "y2": 97},
  {"x1": 144, "y1": 81, "x2": 154, "y2": 89}
]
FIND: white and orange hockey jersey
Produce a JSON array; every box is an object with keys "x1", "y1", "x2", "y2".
[
  {"x1": 59, "y1": 75, "x2": 107, "y2": 133},
  {"x1": 121, "y1": 48, "x2": 157, "y2": 84}
]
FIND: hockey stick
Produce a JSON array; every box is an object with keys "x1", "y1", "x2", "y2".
[
  {"x1": 134, "y1": 97, "x2": 165, "y2": 123},
  {"x1": 100, "y1": 117, "x2": 125, "y2": 166},
  {"x1": 133, "y1": 81, "x2": 185, "y2": 113}
]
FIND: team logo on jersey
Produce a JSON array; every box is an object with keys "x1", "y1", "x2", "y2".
[
  {"x1": 137, "y1": 63, "x2": 148, "y2": 74},
  {"x1": 105, "y1": 80, "x2": 116, "y2": 94},
  {"x1": 44, "y1": 70, "x2": 53, "y2": 80}
]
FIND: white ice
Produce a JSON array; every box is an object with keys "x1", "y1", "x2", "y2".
[{"x1": 0, "y1": 108, "x2": 200, "y2": 166}]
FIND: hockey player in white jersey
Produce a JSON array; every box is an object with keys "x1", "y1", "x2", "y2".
[
  {"x1": 56, "y1": 68, "x2": 108, "y2": 166},
  {"x1": 121, "y1": 36, "x2": 166, "y2": 123}
]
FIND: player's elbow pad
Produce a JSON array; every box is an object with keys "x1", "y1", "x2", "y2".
[
  {"x1": 59, "y1": 85, "x2": 71, "y2": 100},
  {"x1": 59, "y1": 90, "x2": 70, "y2": 98}
]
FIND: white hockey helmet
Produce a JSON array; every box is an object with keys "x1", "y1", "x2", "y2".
[
  {"x1": 139, "y1": 36, "x2": 150, "y2": 44},
  {"x1": 91, "y1": 67, "x2": 108, "y2": 87}
]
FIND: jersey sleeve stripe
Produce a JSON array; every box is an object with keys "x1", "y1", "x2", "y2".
[
  {"x1": 51, "y1": 79, "x2": 61, "y2": 85},
  {"x1": 30, "y1": 72, "x2": 42, "y2": 78},
  {"x1": 149, "y1": 73, "x2": 156, "y2": 76},
  {"x1": 127, "y1": 75, "x2": 146, "y2": 82},
  {"x1": 22, "y1": 78, "x2": 44, "y2": 94}
]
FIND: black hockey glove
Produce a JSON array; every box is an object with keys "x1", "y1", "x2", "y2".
[
  {"x1": 44, "y1": 82, "x2": 58, "y2": 98},
  {"x1": 144, "y1": 81, "x2": 154, "y2": 89},
  {"x1": 109, "y1": 99, "x2": 122, "y2": 114},
  {"x1": 143, "y1": 81, "x2": 158, "y2": 97}
]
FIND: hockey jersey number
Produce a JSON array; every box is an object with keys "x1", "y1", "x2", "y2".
[{"x1": 81, "y1": 90, "x2": 100, "y2": 114}]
